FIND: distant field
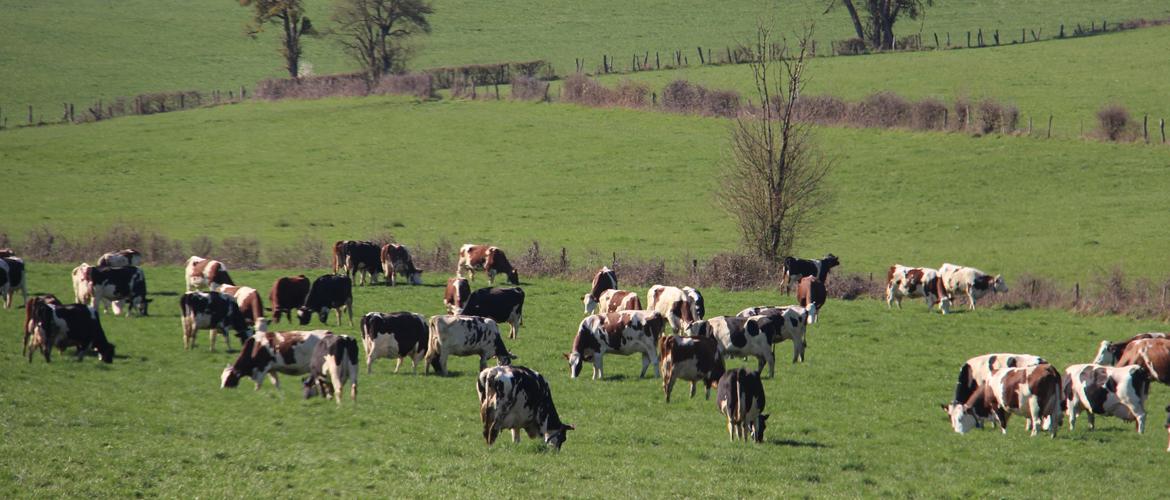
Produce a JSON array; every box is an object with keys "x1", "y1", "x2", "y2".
[
  {"x1": 3, "y1": 96, "x2": 1170, "y2": 282},
  {"x1": 1, "y1": 263, "x2": 1168, "y2": 497},
  {"x1": 3, "y1": 0, "x2": 1169, "y2": 112}
]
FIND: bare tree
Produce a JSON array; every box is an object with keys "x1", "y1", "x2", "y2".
[
  {"x1": 332, "y1": 0, "x2": 434, "y2": 79},
  {"x1": 825, "y1": 0, "x2": 933, "y2": 50},
  {"x1": 241, "y1": 0, "x2": 318, "y2": 78},
  {"x1": 717, "y1": 22, "x2": 832, "y2": 262}
]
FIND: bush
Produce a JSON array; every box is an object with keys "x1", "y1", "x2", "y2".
[
  {"x1": 613, "y1": 80, "x2": 651, "y2": 108},
  {"x1": 825, "y1": 273, "x2": 883, "y2": 300},
  {"x1": 849, "y1": 92, "x2": 912, "y2": 128},
  {"x1": 953, "y1": 97, "x2": 972, "y2": 130},
  {"x1": 254, "y1": 73, "x2": 369, "y2": 101},
  {"x1": 834, "y1": 38, "x2": 868, "y2": 56},
  {"x1": 562, "y1": 74, "x2": 614, "y2": 107},
  {"x1": 662, "y1": 80, "x2": 700, "y2": 113},
  {"x1": 220, "y1": 236, "x2": 262, "y2": 270},
  {"x1": 661, "y1": 80, "x2": 740, "y2": 117},
  {"x1": 189, "y1": 236, "x2": 214, "y2": 259},
  {"x1": 702, "y1": 253, "x2": 777, "y2": 291},
  {"x1": 509, "y1": 76, "x2": 548, "y2": 101},
  {"x1": 267, "y1": 237, "x2": 326, "y2": 269},
  {"x1": 975, "y1": 98, "x2": 1015, "y2": 135},
  {"x1": 372, "y1": 73, "x2": 434, "y2": 99},
  {"x1": 791, "y1": 95, "x2": 848, "y2": 125},
  {"x1": 911, "y1": 98, "x2": 948, "y2": 130},
  {"x1": 1097, "y1": 104, "x2": 1130, "y2": 141}
]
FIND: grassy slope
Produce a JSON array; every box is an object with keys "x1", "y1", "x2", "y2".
[
  {"x1": 3, "y1": 0, "x2": 1170, "y2": 112},
  {"x1": 1, "y1": 264, "x2": 1168, "y2": 497}
]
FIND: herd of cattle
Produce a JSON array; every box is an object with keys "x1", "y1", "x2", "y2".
[{"x1": 5, "y1": 245, "x2": 1169, "y2": 450}]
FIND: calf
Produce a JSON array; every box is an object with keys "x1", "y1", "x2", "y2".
[
  {"x1": 942, "y1": 363, "x2": 1062, "y2": 437},
  {"x1": 734, "y1": 306, "x2": 809, "y2": 363},
  {"x1": 380, "y1": 243, "x2": 423, "y2": 286},
  {"x1": 97, "y1": 249, "x2": 142, "y2": 267},
  {"x1": 360, "y1": 311, "x2": 428, "y2": 374},
  {"x1": 23, "y1": 295, "x2": 61, "y2": 358},
  {"x1": 687, "y1": 315, "x2": 776, "y2": 378},
  {"x1": 302, "y1": 334, "x2": 359, "y2": 404},
  {"x1": 796, "y1": 276, "x2": 826, "y2": 324},
  {"x1": 27, "y1": 301, "x2": 115, "y2": 363},
  {"x1": 647, "y1": 285, "x2": 695, "y2": 333},
  {"x1": 716, "y1": 368, "x2": 769, "y2": 443},
  {"x1": 566, "y1": 311, "x2": 664, "y2": 380},
  {"x1": 886, "y1": 265, "x2": 941, "y2": 310},
  {"x1": 460, "y1": 287, "x2": 525, "y2": 339},
  {"x1": 180, "y1": 291, "x2": 252, "y2": 351},
  {"x1": 477, "y1": 365, "x2": 574, "y2": 450},
  {"x1": 86, "y1": 265, "x2": 150, "y2": 317},
  {"x1": 425, "y1": 315, "x2": 516, "y2": 376},
  {"x1": 221, "y1": 330, "x2": 328, "y2": 389},
  {"x1": 937, "y1": 263, "x2": 1007, "y2": 314},
  {"x1": 268, "y1": 275, "x2": 310, "y2": 324},
  {"x1": 0, "y1": 255, "x2": 28, "y2": 309},
  {"x1": 660, "y1": 335, "x2": 725, "y2": 403},
  {"x1": 1092, "y1": 332, "x2": 1168, "y2": 366},
  {"x1": 297, "y1": 275, "x2": 354, "y2": 326},
  {"x1": 216, "y1": 285, "x2": 265, "y2": 325},
  {"x1": 1063, "y1": 364, "x2": 1150, "y2": 433},
  {"x1": 444, "y1": 277, "x2": 471, "y2": 314},
  {"x1": 457, "y1": 244, "x2": 520, "y2": 285},
  {"x1": 953, "y1": 353, "x2": 1047, "y2": 404},
  {"x1": 582, "y1": 266, "x2": 618, "y2": 315},
  {"x1": 185, "y1": 256, "x2": 234, "y2": 292},
  {"x1": 341, "y1": 240, "x2": 383, "y2": 285},
  {"x1": 596, "y1": 289, "x2": 642, "y2": 314},
  {"x1": 782, "y1": 253, "x2": 839, "y2": 291}
]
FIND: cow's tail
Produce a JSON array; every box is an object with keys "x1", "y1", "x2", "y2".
[
  {"x1": 360, "y1": 313, "x2": 374, "y2": 341},
  {"x1": 730, "y1": 370, "x2": 742, "y2": 425},
  {"x1": 806, "y1": 302, "x2": 817, "y2": 325},
  {"x1": 424, "y1": 316, "x2": 441, "y2": 373},
  {"x1": 332, "y1": 241, "x2": 344, "y2": 274},
  {"x1": 953, "y1": 363, "x2": 972, "y2": 403},
  {"x1": 1137, "y1": 349, "x2": 1158, "y2": 392}
]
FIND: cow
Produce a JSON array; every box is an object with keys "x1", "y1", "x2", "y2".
[
  {"x1": 86, "y1": 265, "x2": 150, "y2": 317},
  {"x1": 23, "y1": 295, "x2": 61, "y2": 358},
  {"x1": 425, "y1": 315, "x2": 516, "y2": 376},
  {"x1": 444, "y1": 277, "x2": 471, "y2": 314},
  {"x1": 97, "y1": 249, "x2": 142, "y2": 267},
  {"x1": 1063, "y1": 364, "x2": 1150, "y2": 433},
  {"x1": 215, "y1": 285, "x2": 265, "y2": 325},
  {"x1": 71, "y1": 263, "x2": 93, "y2": 305},
  {"x1": 565, "y1": 311, "x2": 664, "y2": 380},
  {"x1": 596, "y1": 289, "x2": 642, "y2": 314},
  {"x1": 0, "y1": 255, "x2": 28, "y2": 309},
  {"x1": 937, "y1": 263, "x2": 1007, "y2": 314},
  {"x1": 302, "y1": 334, "x2": 359, "y2": 404},
  {"x1": 942, "y1": 363, "x2": 1062, "y2": 437},
  {"x1": 716, "y1": 368, "x2": 769, "y2": 443},
  {"x1": 647, "y1": 285, "x2": 695, "y2": 333},
  {"x1": 380, "y1": 243, "x2": 423, "y2": 286},
  {"x1": 953, "y1": 353, "x2": 1047, "y2": 404},
  {"x1": 459, "y1": 287, "x2": 524, "y2": 339},
  {"x1": 457, "y1": 244, "x2": 520, "y2": 285},
  {"x1": 687, "y1": 316, "x2": 777, "y2": 378},
  {"x1": 26, "y1": 301, "x2": 115, "y2": 363},
  {"x1": 1092, "y1": 333, "x2": 1169, "y2": 366},
  {"x1": 734, "y1": 306, "x2": 809, "y2": 363},
  {"x1": 360, "y1": 312, "x2": 428, "y2": 374},
  {"x1": 477, "y1": 365, "x2": 574, "y2": 450},
  {"x1": 268, "y1": 275, "x2": 310, "y2": 324},
  {"x1": 582, "y1": 266, "x2": 618, "y2": 315},
  {"x1": 796, "y1": 276, "x2": 826, "y2": 324},
  {"x1": 340, "y1": 240, "x2": 383, "y2": 286},
  {"x1": 297, "y1": 275, "x2": 354, "y2": 327},
  {"x1": 659, "y1": 335, "x2": 725, "y2": 403},
  {"x1": 1115, "y1": 338, "x2": 1170, "y2": 386},
  {"x1": 185, "y1": 256, "x2": 234, "y2": 292},
  {"x1": 180, "y1": 291, "x2": 252, "y2": 351},
  {"x1": 886, "y1": 265, "x2": 942, "y2": 310},
  {"x1": 0, "y1": 248, "x2": 14, "y2": 258},
  {"x1": 683, "y1": 287, "x2": 705, "y2": 320},
  {"x1": 221, "y1": 330, "x2": 328, "y2": 389},
  {"x1": 782, "y1": 253, "x2": 839, "y2": 291}
]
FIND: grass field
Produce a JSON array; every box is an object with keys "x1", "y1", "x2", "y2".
[{"x1": 1, "y1": 263, "x2": 1168, "y2": 497}]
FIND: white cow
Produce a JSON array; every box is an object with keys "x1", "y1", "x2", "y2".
[{"x1": 937, "y1": 263, "x2": 1007, "y2": 314}]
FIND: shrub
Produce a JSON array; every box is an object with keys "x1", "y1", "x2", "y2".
[
  {"x1": 911, "y1": 98, "x2": 948, "y2": 130},
  {"x1": 372, "y1": 73, "x2": 434, "y2": 99},
  {"x1": 254, "y1": 73, "x2": 368, "y2": 101},
  {"x1": 825, "y1": 273, "x2": 883, "y2": 300},
  {"x1": 834, "y1": 38, "x2": 868, "y2": 56},
  {"x1": 662, "y1": 80, "x2": 700, "y2": 113},
  {"x1": 791, "y1": 95, "x2": 848, "y2": 125},
  {"x1": 661, "y1": 80, "x2": 740, "y2": 117},
  {"x1": 953, "y1": 97, "x2": 972, "y2": 130},
  {"x1": 189, "y1": 236, "x2": 214, "y2": 259},
  {"x1": 267, "y1": 237, "x2": 326, "y2": 269},
  {"x1": 509, "y1": 76, "x2": 548, "y2": 101},
  {"x1": 975, "y1": 98, "x2": 1015, "y2": 135},
  {"x1": 562, "y1": 74, "x2": 613, "y2": 107},
  {"x1": 613, "y1": 80, "x2": 650, "y2": 108},
  {"x1": 849, "y1": 92, "x2": 912, "y2": 128},
  {"x1": 702, "y1": 253, "x2": 777, "y2": 291},
  {"x1": 1097, "y1": 104, "x2": 1130, "y2": 141},
  {"x1": 220, "y1": 236, "x2": 262, "y2": 270}
]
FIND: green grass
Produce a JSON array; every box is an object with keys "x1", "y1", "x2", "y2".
[{"x1": 2, "y1": 263, "x2": 1168, "y2": 497}]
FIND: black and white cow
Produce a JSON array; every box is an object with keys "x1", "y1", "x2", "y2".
[
  {"x1": 937, "y1": 263, "x2": 1008, "y2": 314},
  {"x1": 716, "y1": 368, "x2": 769, "y2": 443},
  {"x1": 180, "y1": 291, "x2": 253, "y2": 351},
  {"x1": 477, "y1": 365, "x2": 574, "y2": 450},
  {"x1": 1, "y1": 255, "x2": 28, "y2": 309},
  {"x1": 734, "y1": 306, "x2": 809, "y2": 363},
  {"x1": 297, "y1": 275, "x2": 354, "y2": 326},
  {"x1": 86, "y1": 265, "x2": 150, "y2": 317},
  {"x1": 71, "y1": 263, "x2": 93, "y2": 305},
  {"x1": 97, "y1": 249, "x2": 142, "y2": 267},
  {"x1": 425, "y1": 315, "x2": 516, "y2": 376},
  {"x1": 782, "y1": 253, "x2": 839, "y2": 291},
  {"x1": 221, "y1": 330, "x2": 328, "y2": 389},
  {"x1": 687, "y1": 316, "x2": 777, "y2": 378},
  {"x1": 566, "y1": 311, "x2": 664, "y2": 380},
  {"x1": 582, "y1": 266, "x2": 618, "y2": 315},
  {"x1": 360, "y1": 312, "x2": 429, "y2": 374},
  {"x1": 302, "y1": 333, "x2": 359, "y2": 404},
  {"x1": 380, "y1": 243, "x2": 423, "y2": 286},
  {"x1": 459, "y1": 287, "x2": 525, "y2": 339},
  {"x1": 341, "y1": 241, "x2": 383, "y2": 285},
  {"x1": 683, "y1": 287, "x2": 705, "y2": 320},
  {"x1": 27, "y1": 301, "x2": 115, "y2": 363},
  {"x1": 1063, "y1": 363, "x2": 1150, "y2": 433}
]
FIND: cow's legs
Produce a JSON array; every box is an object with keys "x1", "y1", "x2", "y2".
[
  {"x1": 511, "y1": 429, "x2": 522, "y2": 443},
  {"x1": 1086, "y1": 411, "x2": 1096, "y2": 430},
  {"x1": 1068, "y1": 402, "x2": 1079, "y2": 431},
  {"x1": 393, "y1": 357, "x2": 403, "y2": 373},
  {"x1": 209, "y1": 329, "x2": 218, "y2": 352},
  {"x1": 689, "y1": 381, "x2": 697, "y2": 398},
  {"x1": 267, "y1": 372, "x2": 281, "y2": 390},
  {"x1": 968, "y1": 291, "x2": 977, "y2": 311},
  {"x1": 346, "y1": 301, "x2": 354, "y2": 326},
  {"x1": 762, "y1": 351, "x2": 775, "y2": 379},
  {"x1": 640, "y1": 353, "x2": 651, "y2": 378},
  {"x1": 592, "y1": 355, "x2": 604, "y2": 380},
  {"x1": 663, "y1": 372, "x2": 675, "y2": 403},
  {"x1": 328, "y1": 359, "x2": 344, "y2": 405},
  {"x1": 487, "y1": 269, "x2": 496, "y2": 286}
]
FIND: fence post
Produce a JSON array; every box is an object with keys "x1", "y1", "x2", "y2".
[
  {"x1": 994, "y1": 29, "x2": 1000, "y2": 45},
  {"x1": 28, "y1": 105, "x2": 33, "y2": 125},
  {"x1": 943, "y1": 107, "x2": 948, "y2": 128},
  {"x1": 560, "y1": 247, "x2": 567, "y2": 270},
  {"x1": 652, "y1": 92, "x2": 657, "y2": 106},
  {"x1": 697, "y1": 47, "x2": 705, "y2": 65},
  {"x1": 1031, "y1": 29, "x2": 1038, "y2": 41},
  {"x1": 1059, "y1": 24, "x2": 1065, "y2": 38},
  {"x1": 707, "y1": 48, "x2": 712, "y2": 65},
  {"x1": 966, "y1": 31, "x2": 971, "y2": 47},
  {"x1": 946, "y1": 32, "x2": 951, "y2": 47},
  {"x1": 1021, "y1": 28, "x2": 1025, "y2": 43},
  {"x1": 1047, "y1": 115, "x2": 1053, "y2": 138},
  {"x1": 934, "y1": 33, "x2": 940, "y2": 49},
  {"x1": 692, "y1": 259, "x2": 698, "y2": 279},
  {"x1": 1161, "y1": 118, "x2": 1166, "y2": 143},
  {"x1": 1143, "y1": 115, "x2": 1149, "y2": 143},
  {"x1": 1074, "y1": 283, "x2": 1080, "y2": 307},
  {"x1": 612, "y1": 252, "x2": 617, "y2": 267},
  {"x1": 241, "y1": 86, "x2": 247, "y2": 99},
  {"x1": 1028, "y1": 116, "x2": 1033, "y2": 135},
  {"x1": 656, "y1": 52, "x2": 660, "y2": 69}
]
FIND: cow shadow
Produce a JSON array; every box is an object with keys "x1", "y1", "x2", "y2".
[
  {"x1": 152, "y1": 291, "x2": 181, "y2": 297},
  {"x1": 770, "y1": 438, "x2": 829, "y2": 448}
]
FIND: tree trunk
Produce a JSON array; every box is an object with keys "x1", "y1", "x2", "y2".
[
  {"x1": 839, "y1": 0, "x2": 867, "y2": 40},
  {"x1": 282, "y1": 12, "x2": 299, "y2": 78}
]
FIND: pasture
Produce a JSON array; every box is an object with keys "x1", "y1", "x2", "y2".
[{"x1": 1, "y1": 263, "x2": 1168, "y2": 497}]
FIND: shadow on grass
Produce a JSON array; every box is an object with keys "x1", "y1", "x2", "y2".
[
  {"x1": 770, "y1": 438, "x2": 829, "y2": 448},
  {"x1": 153, "y1": 291, "x2": 181, "y2": 297}
]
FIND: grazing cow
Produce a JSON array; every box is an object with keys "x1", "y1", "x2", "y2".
[
  {"x1": 97, "y1": 249, "x2": 142, "y2": 267},
  {"x1": 565, "y1": 311, "x2": 664, "y2": 380},
  {"x1": 734, "y1": 306, "x2": 809, "y2": 363},
  {"x1": 782, "y1": 253, "x2": 840, "y2": 291},
  {"x1": 477, "y1": 365, "x2": 574, "y2": 450},
  {"x1": 425, "y1": 315, "x2": 516, "y2": 376},
  {"x1": 297, "y1": 275, "x2": 354, "y2": 326},
  {"x1": 0, "y1": 255, "x2": 28, "y2": 309},
  {"x1": 647, "y1": 285, "x2": 695, "y2": 333},
  {"x1": 582, "y1": 266, "x2": 618, "y2": 315},
  {"x1": 460, "y1": 287, "x2": 525, "y2": 339},
  {"x1": 683, "y1": 287, "x2": 705, "y2": 320},
  {"x1": 302, "y1": 334, "x2": 359, "y2": 404},
  {"x1": 1063, "y1": 364, "x2": 1150, "y2": 433},
  {"x1": 340, "y1": 240, "x2": 383, "y2": 286},
  {"x1": 796, "y1": 276, "x2": 826, "y2": 324},
  {"x1": 360, "y1": 312, "x2": 428, "y2": 374},
  {"x1": 86, "y1": 266, "x2": 150, "y2": 317},
  {"x1": 185, "y1": 256, "x2": 234, "y2": 292},
  {"x1": 27, "y1": 301, "x2": 115, "y2": 363},
  {"x1": 444, "y1": 277, "x2": 471, "y2": 314},
  {"x1": 1115, "y1": 338, "x2": 1170, "y2": 386},
  {"x1": 180, "y1": 292, "x2": 252, "y2": 351},
  {"x1": 380, "y1": 243, "x2": 423, "y2": 286},
  {"x1": 687, "y1": 316, "x2": 777, "y2": 378},
  {"x1": 268, "y1": 275, "x2": 310, "y2": 324},
  {"x1": 220, "y1": 330, "x2": 328, "y2": 389},
  {"x1": 937, "y1": 263, "x2": 1007, "y2": 314},
  {"x1": 942, "y1": 363, "x2": 1062, "y2": 437},
  {"x1": 716, "y1": 368, "x2": 769, "y2": 443},
  {"x1": 596, "y1": 289, "x2": 642, "y2": 314},
  {"x1": 1092, "y1": 333, "x2": 1169, "y2": 366},
  {"x1": 71, "y1": 263, "x2": 93, "y2": 305},
  {"x1": 953, "y1": 353, "x2": 1047, "y2": 404},
  {"x1": 23, "y1": 295, "x2": 61, "y2": 358},
  {"x1": 457, "y1": 244, "x2": 520, "y2": 285},
  {"x1": 660, "y1": 335, "x2": 725, "y2": 403},
  {"x1": 215, "y1": 285, "x2": 265, "y2": 325},
  {"x1": 886, "y1": 265, "x2": 942, "y2": 310}
]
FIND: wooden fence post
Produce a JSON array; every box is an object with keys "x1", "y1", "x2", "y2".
[
  {"x1": 1059, "y1": 24, "x2": 1065, "y2": 38},
  {"x1": 1074, "y1": 283, "x2": 1080, "y2": 306},
  {"x1": 692, "y1": 259, "x2": 698, "y2": 279},
  {"x1": 1047, "y1": 115, "x2": 1053, "y2": 138},
  {"x1": 656, "y1": 52, "x2": 660, "y2": 69},
  {"x1": 993, "y1": 29, "x2": 1000, "y2": 45},
  {"x1": 1160, "y1": 118, "x2": 1166, "y2": 143},
  {"x1": 697, "y1": 47, "x2": 705, "y2": 65},
  {"x1": 943, "y1": 107, "x2": 948, "y2": 128},
  {"x1": 1028, "y1": 116, "x2": 1033, "y2": 135},
  {"x1": 1143, "y1": 115, "x2": 1149, "y2": 143},
  {"x1": 28, "y1": 105, "x2": 33, "y2": 125},
  {"x1": 1021, "y1": 28, "x2": 1025, "y2": 43},
  {"x1": 934, "y1": 33, "x2": 940, "y2": 49},
  {"x1": 561, "y1": 247, "x2": 567, "y2": 270},
  {"x1": 946, "y1": 32, "x2": 951, "y2": 47},
  {"x1": 966, "y1": 31, "x2": 971, "y2": 47},
  {"x1": 612, "y1": 252, "x2": 617, "y2": 267}
]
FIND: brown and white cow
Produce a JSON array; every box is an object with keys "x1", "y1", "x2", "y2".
[
  {"x1": 596, "y1": 289, "x2": 642, "y2": 314},
  {"x1": 1092, "y1": 333, "x2": 1169, "y2": 366},
  {"x1": 565, "y1": 311, "x2": 664, "y2": 380},
  {"x1": 734, "y1": 306, "x2": 809, "y2": 363},
  {"x1": 0, "y1": 255, "x2": 28, "y2": 309},
  {"x1": 26, "y1": 301, "x2": 115, "y2": 364},
  {"x1": 460, "y1": 287, "x2": 525, "y2": 339},
  {"x1": 221, "y1": 330, "x2": 328, "y2": 390},
  {"x1": 444, "y1": 277, "x2": 471, "y2": 314},
  {"x1": 886, "y1": 265, "x2": 942, "y2": 310},
  {"x1": 1063, "y1": 364, "x2": 1150, "y2": 433},
  {"x1": 180, "y1": 291, "x2": 253, "y2": 351},
  {"x1": 659, "y1": 335, "x2": 725, "y2": 403},
  {"x1": 185, "y1": 256, "x2": 234, "y2": 292},
  {"x1": 477, "y1": 365, "x2": 574, "y2": 450},
  {"x1": 687, "y1": 316, "x2": 777, "y2": 378},
  {"x1": 582, "y1": 266, "x2": 618, "y2": 315},
  {"x1": 23, "y1": 295, "x2": 61, "y2": 358},
  {"x1": 425, "y1": 315, "x2": 516, "y2": 376},
  {"x1": 796, "y1": 276, "x2": 826, "y2": 324},
  {"x1": 268, "y1": 275, "x2": 310, "y2": 324},
  {"x1": 943, "y1": 363, "x2": 1062, "y2": 437},
  {"x1": 457, "y1": 244, "x2": 520, "y2": 285},
  {"x1": 716, "y1": 368, "x2": 769, "y2": 443},
  {"x1": 380, "y1": 243, "x2": 423, "y2": 286},
  {"x1": 215, "y1": 285, "x2": 265, "y2": 325},
  {"x1": 302, "y1": 333, "x2": 359, "y2": 404},
  {"x1": 97, "y1": 249, "x2": 142, "y2": 267},
  {"x1": 0, "y1": 248, "x2": 15, "y2": 258},
  {"x1": 937, "y1": 263, "x2": 1007, "y2": 314},
  {"x1": 647, "y1": 285, "x2": 695, "y2": 333},
  {"x1": 1093, "y1": 337, "x2": 1170, "y2": 386},
  {"x1": 360, "y1": 311, "x2": 428, "y2": 374},
  {"x1": 953, "y1": 353, "x2": 1048, "y2": 404}
]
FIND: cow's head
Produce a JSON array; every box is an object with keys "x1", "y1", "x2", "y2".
[
  {"x1": 544, "y1": 424, "x2": 575, "y2": 450},
  {"x1": 1093, "y1": 340, "x2": 1117, "y2": 365},
  {"x1": 822, "y1": 254, "x2": 840, "y2": 269},
  {"x1": 582, "y1": 294, "x2": 599, "y2": 315},
  {"x1": 408, "y1": 270, "x2": 424, "y2": 285},
  {"x1": 497, "y1": 351, "x2": 517, "y2": 366},
  {"x1": 505, "y1": 269, "x2": 520, "y2": 286},
  {"x1": 751, "y1": 414, "x2": 770, "y2": 443},
  {"x1": 565, "y1": 351, "x2": 584, "y2": 378},
  {"x1": 685, "y1": 320, "x2": 710, "y2": 337},
  {"x1": 135, "y1": 297, "x2": 152, "y2": 317},
  {"x1": 96, "y1": 342, "x2": 115, "y2": 363},
  {"x1": 302, "y1": 376, "x2": 332, "y2": 399},
  {"x1": 941, "y1": 402, "x2": 978, "y2": 434},
  {"x1": 221, "y1": 364, "x2": 242, "y2": 388},
  {"x1": 297, "y1": 306, "x2": 328, "y2": 325},
  {"x1": 993, "y1": 275, "x2": 1008, "y2": 293}
]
